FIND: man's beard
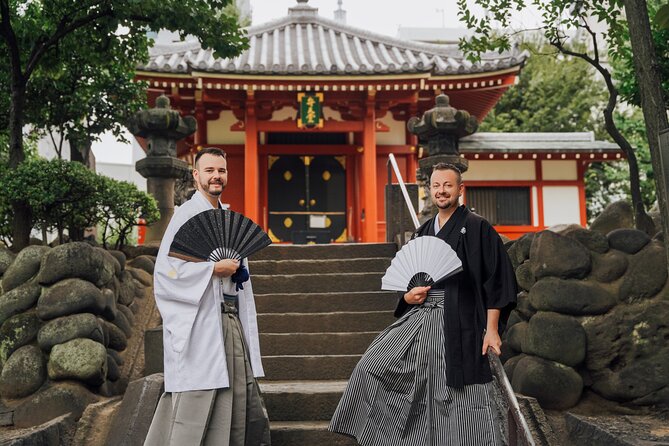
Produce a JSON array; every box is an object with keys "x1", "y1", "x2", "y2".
[
  {"x1": 434, "y1": 194, "x2": 457, "y2": 210},
  {"x1": 200, "y1": 180, "x2": 225, "y2": 196}
]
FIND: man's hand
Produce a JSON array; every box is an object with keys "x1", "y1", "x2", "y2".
[
  {"x1": 482, "y1": 329, "x2": 502, "y2": 356},
  {"x1": 213, "y1": 259, "x2": 240, "y2": 277},
  {"x1": 403, "y1": 286, "x2": 431, "y2": 305}
]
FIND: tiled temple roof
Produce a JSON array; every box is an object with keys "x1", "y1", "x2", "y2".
[
  {"x1": 140, "y1": 1, "x2": 527, "y2": 76},
  {"x1": 460, "y1": 132, "x2": 621, "y2": 153}
]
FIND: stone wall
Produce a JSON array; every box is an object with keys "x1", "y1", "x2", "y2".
[
  {"x1": 503, "y1": 202, "x2": 669, "y2": 410},
  {"x1": 0, "y1": 242, "x2": 155, "y2": 428}
]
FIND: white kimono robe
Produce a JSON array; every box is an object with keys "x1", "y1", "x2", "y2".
[{"x1": 153, "y1": 191, "x2": 265, "y2": 393}]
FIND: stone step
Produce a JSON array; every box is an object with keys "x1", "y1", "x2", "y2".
[
  {"x1": 260, "y1": 332, "x2": 379, "y2": 356},
  {"x1": 258, "y1": 311, "x2": 394, "y2": 333},
  {"x1": 252, "y1": 272, "x2": 384, "y2": 294},
  {"x1": 254, "y1": 291, "x2": 398, "y2": 314},
  {"x1": 249, "y1": 243, "x2": 396, "y2": 261},
  {"x1": 249, "y1": 257, "x2": 391, "y2": 275},
  {"x1": 260, "y1": 380, "x2": 347, "y2": 421},
  {"x1": 262, "y1": 355, "x2": 361, "y2": 380},
  {"x1": 269, "y1": 421, "x2": 358, "y2": 446}
]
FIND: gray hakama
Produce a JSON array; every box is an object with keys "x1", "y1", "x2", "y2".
[
  {"x1": 145, "y1": 300, "x2": 271, "y2": 446},
  {"x1": 329, "y1": 291, "x2": 502, "y2": 446}
]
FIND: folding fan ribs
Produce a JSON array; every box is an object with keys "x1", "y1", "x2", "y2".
[
  {"x1": 169, "y1": 209, "x2": 272, "y2": 262},
  {"x1": 381, "y1": 236, "x2": 463, "y2": 291}
]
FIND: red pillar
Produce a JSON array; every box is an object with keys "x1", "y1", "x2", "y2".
[
  {"x1": 362, "y1": 91, "x2": 378, "y2": 242},
  {"x1": 244, "y1": 91, "x2": 260, "y2": 223}
]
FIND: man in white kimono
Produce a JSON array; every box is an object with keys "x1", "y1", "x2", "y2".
[{"x1": 145, "y1": 147, "x2": 271, "y2": 446}]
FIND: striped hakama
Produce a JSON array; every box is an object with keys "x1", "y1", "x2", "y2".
[
  {"x1": 145, "y1": 299, "x2": 271, "y2": 446},
  {"x1": 329, "y1": 290, "x2": 503, "y2": 446}
]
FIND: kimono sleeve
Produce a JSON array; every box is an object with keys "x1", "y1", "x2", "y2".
[{"x1": 480, "y1": 221, "x2": 518, "y2": 327}]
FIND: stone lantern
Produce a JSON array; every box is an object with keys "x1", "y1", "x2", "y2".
[
  {"x1": 407, "y1": 94, "x2": 478, "y2": 219},
  {"x1": 127, "y1": 95, "x2": 197, "y2": 242}
]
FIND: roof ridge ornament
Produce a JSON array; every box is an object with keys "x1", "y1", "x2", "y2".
[{"x1": 289, "y1": 0, "x2": 318, "y2": 17}]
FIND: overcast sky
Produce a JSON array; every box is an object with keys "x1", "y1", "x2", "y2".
[{"x1": 251, "y1": 0, "x2": 544, "y2": 36}]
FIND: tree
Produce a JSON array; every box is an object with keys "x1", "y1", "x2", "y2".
[
  {"x1": 0, "y1": 0, "x2": 248, "y2": 251},
  {"x1": 619, "y1": 0, "x2": 669, "y2": 250},
  {"x1": 457, "y1": 0, "x2": 657, "y2": 235},
  {"x1": 480, "y1": 40, "x2": 607, "y2": 133},
  {"x1": 98, "y1": 177, "x2": 160, "y2": 249},
  {"x1": 26, "y1": 24, "x2": 149, "y2": 165},
  {"x1": 586, "y1": 110, "x2": 656, "y2": 219}
]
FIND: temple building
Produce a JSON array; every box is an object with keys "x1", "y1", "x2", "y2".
[{"x1": 135, "y1": 0, "x2": 620, "y2": 242}]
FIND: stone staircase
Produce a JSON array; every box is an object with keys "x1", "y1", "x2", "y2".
[{"x1": 249, "y1": 243, "x2": 398, "y2": 446}]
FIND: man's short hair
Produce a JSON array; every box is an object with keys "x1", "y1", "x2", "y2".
[
  {"x1": 431, "y1": 162, "x2": 462, "y2": 184},
  {"x1": 194, "y1": 147, "x2": 227, "y2": 168}
]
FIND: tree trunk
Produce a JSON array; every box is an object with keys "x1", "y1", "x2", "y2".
[
  {"x1": 622, "y1": 0, "x2": 669, "y2": 262},
  {"x1": 8, "y1": 83, "x2": 32, "y2": 252}
]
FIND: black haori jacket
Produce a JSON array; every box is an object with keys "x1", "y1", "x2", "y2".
[{"x1": 394, "y1": 205, "x2": 517, "y2": 388}]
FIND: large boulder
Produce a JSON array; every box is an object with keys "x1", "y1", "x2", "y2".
[
  {"x1": 505, "y1": 321, "x2": 527, "y2": 353},
  {"x1": 37, "y1": 313, "x2": 104, "y2": 352},
  {"x1": 619, "y1": 241, "x2": 668, "y2": 302},
  {"x1": 503, "y1": 353, "x2": 527, "y2": 381},
  {"x1": 117, "y1": 304, "x2": 135, "y2": 327},
  {"x1": 583, "y1": 300, "x2": 669, "y2": 404},
  {"x1": 37, "y1": 278, "x2": 105, "y2": 321},
  {"x1": 109, "y1": 250, "x2": 127, "y2": 271},
  {"x1": 117, "y1": 271, "x2": 135, "y2": 306},
  {"x1": 2, "y1": 245, "x2": 50, "y2": 292},
  {"x1": 515, "y1": 291, "x2": 535, "y2": 320},
  {"x1": 37, "y1": 242, "x2": 115, "y2": 287},
  {"x1": 47, "y1": 338, "x2": 108, "y2": 386},
  {"x1": 607, "y1": 229, "x2": 651, "y2": 254},
  {"x1": 0, "y1": 246, "x2": 16, "y2": 276},
  {"x1": 0, "y1": 311, "x2": 41, "y2": 366},
  {"x1": 127, "y1": 267, "x2": 152, "y2": 288},
  {"x1": 560, "y1": 226, "x2": 609, "y2": 254},
  {"x1": 589, "y1": 201, "x2": 634, "y2": 235},
  {"x1": 12, "y1": 382, "x2": 98, "y2": 428},
  {"x1": 101, "y1": 319, "x2": 128, "y2": 351},
  {"x1": 589, "y1": 250, "x2": 628, "y2": 283},
  {"x1": 101, "y1": 288, "x2": 118, "y2": 322},
  {"x1": 529, "y1": 230, "x2": 591, "y2": 280},
  {"x1": 529, "y1": 277, "x2": 617, "y2": 315},
  {"x1": 507, "y1": 233, "x2": 535, "y2": 269},
  {"x1": 98, "y1": 248, "x2": 122, "y2": 279},
  {"x1": 112, "y1": 308, "x2": 132, "y2": 338},
  {"x1": 0, "y1": 280, "x2": 41, "y2": 326},
  {"x1": 524, "y1": 312, "x2": 586, "y2": 367},
  {"x1": 127, "y1": 255, "x2": 155, "y2": 275},
  {"x1": 511, "y1": 355, "x2": 583, "y2": 410},
  {"x1": 0, "y1": 345, "x2": 46, "y2": 399},
  {"x1": 515, "y1": 260, "x2": 535, "y2": 292}
]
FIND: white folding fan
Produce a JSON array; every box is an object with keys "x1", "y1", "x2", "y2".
[
  {"x1": 381, "y1": 236, "x2": 463, "y2": 291},
  {"x1": 169, "y1": 209, "x2": 271, "y2": 262}
]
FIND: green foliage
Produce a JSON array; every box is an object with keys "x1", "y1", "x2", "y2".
[
  {"x1": 457, "y1": 0, "x2": 629, "y2": 65},
  {"x1": 586, "y1": 110, "x2": 656, "y2": 219},
  {"x1": 0, "y1": 0, "x2": 248, "y2": 160},
  {"x1": 97, "y1": 177, "x2": 160, "y2": 249},
  {"x1": 611, "y1": 0, "x2": 669, "y2": 108},
  {"x1": 0, "y1": 158, "x2": 100, "y2": 241},
  {"x1": 480, "y1": 40, "x2": 607, "y2": 133},
  {"x1": 0, "y1": 157, "x2": 159, "y2": 247}
]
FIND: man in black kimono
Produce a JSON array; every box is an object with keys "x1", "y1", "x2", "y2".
[
  {"x1": 398, "y1": 161, "x2": 517, "y2": 388},
  {"x1": 330, "y1": 162, "x2": 517, "y2": 445}
]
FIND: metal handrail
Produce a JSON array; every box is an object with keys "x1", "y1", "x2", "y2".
[
  {"x1": 387, "y1": 154, "x2": 420, "y2": 230},
  {"x1": 487, "y1": 347, "x2": 536, "y2": 446}
]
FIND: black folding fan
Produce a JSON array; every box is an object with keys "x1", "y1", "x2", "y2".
[{"x1": 169, "y1": 209, "x2": 271, "y2": 262}]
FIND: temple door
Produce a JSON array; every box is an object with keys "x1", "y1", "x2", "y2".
[{"x1": 268, "y1": 155, "x2": 346, "y2": 243}]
